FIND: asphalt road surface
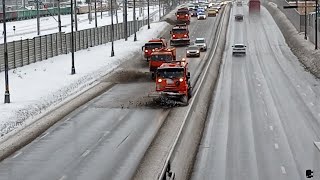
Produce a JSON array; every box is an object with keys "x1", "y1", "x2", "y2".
[
  {"x1": 192, "y1": 4, "x2": 320, "y2": 180},
  {"x1": 0, "y1": 12, "x2": 218, "y2": 180}
]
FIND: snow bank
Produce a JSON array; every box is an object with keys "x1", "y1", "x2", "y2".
[
  {"x1": 0, "y1": 21, "x2": 168, "y2": 137},
  {"x1": 265, "y1": 2, "x2": 320, "y2": 78}
]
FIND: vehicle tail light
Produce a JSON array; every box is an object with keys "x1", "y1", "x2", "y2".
[
  {"x1": 184, "y1": 34, "x2": 188, "y2": 37},
  {"x1": 145, "y1": 50, "x2": 148, "y2": 52},
  {"x1": 185, "y1": 14, "x2": 188, "y2": 17},
  {"x1": 177, "y1": 15, "x2": 179, "y2": 17},
  {"x1": 152, "y1": 49, "x2": 155, "y2": 52},
  {"x1": 172, "y1": 34, "x2": 176, "y2": 38},
  {"x1": 179, "y1": 78, "x2": 184, "y2": 82},
  {"x1": 158, "y1": 78, "x2": 163, "y2": 83}
]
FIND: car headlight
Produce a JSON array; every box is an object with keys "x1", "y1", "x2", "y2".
[
  {"x1": 196, "y1": 50, "x2": 200, "y2": 53},
  {"x1": 187, "y1": 51, "x2": 190, "y2": 53}
]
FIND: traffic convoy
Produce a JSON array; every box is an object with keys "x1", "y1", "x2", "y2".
[{"x1": 142, "y1": 2, "x2": 223, "y2": 104}]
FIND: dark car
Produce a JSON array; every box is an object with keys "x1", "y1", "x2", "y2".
[{"x1": 235, "y1": 14, "x2": 244, "y2": 21}]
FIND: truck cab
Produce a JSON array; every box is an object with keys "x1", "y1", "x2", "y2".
[
  {"x1": 149, "y1": 48, "x2": 176, "y2": 78},
  {"x1": 155, "y1": 60, "x2": 192, "y2": 104},
  {"x1": 142, "y1": 38, "x2": 167, "y2": 61},
  {"x1": 170, "y1": 24, "x2": 190, "y2": 46},
  {"x1": 176, "y1": 8, "x2": 190, "y2": 24}
]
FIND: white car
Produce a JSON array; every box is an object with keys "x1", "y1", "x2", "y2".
[
  {"x1": 197, "y1": 12, "x2": 206, "y2": 20},
  {"x1": 232, "y1": 44, "x2": 246, "y2": 56},
  {"x1": 194, "y1": 38, "x2": 207, "y2": 51}
]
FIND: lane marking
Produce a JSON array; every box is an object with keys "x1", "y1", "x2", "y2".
[
  {"x1": 296, "y1": 85, "x2": 300, "y2": 88},
  {"x1": 302, "y1": 93, "x2": 307, "y2": 97},
  {"x1": 274, "y1": 143, "x2": 279, "y2": 149},
  {"x1": 12, "y1": 151, "x2": 22, "y2": 159},
  {"x1": 257, "y1": 83, "x2": 261, "y2": 87},
  {"x1": 81, "y1": 150, "x2": 90, "y2": 158},
  {"x1": 98, "y1": 137, "x2": 103, "y2": 142},
  {"x1": 66, "y1": 117, "x2": 71, "y2": 122},
  {"x1": 265, "y1": 111, "x2": 268, "y2": 117},
  {"x1": 39, "y1": 132, "x2": 50, "y2": 139},
  {"x1": 281, "y1": 166, "x2": 287, "y2": 174},
  {"x1": 269, "y1": 126, "x2": 273, "y2": 131},
  {"x1": 308, "y1": 86, "x2": 313, "y2": 92},
  {"x1": 310, "y1": 102, "x2": 314, "y2": 106},
  {"x1": 59, "y1": 175, "x2": 67, "y2": 180}
]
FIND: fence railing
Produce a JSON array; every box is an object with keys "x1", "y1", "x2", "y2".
[{"x1": 0, "y1": 19, "x2": 149, "y2": 72}]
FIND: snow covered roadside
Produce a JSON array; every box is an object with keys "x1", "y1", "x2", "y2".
[
  {"x1": 0, "y1": 21, "x2": 169, "y2": 139},
  {"x1": 265, "y1": 2, "x2": 320, "y2": 78}
]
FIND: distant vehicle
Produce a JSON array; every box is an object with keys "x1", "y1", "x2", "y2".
[
  {"x1": 170, "y1": 24, "x2": 190, "y2": 46},
  {"x1": 235, "y1": 14, "x2": 244, "y2": 21},
  {"x1": 194, "y1": 38, "x2": 207, "y2": 51},
  {"x1": 197, "y1": 12, "x2": 207, "y2": 20},
  {"x1": 208, "y1": 8, "x2": 218, "y2": 16},
  {"x1": 186, "y1": 45, "x2": 201, "y2": 57},
  {"x1": 149, "y1": 47, "x2": 176, "y2": 78},
  {"x1": 232, "y1": 44, "x2": 246, "y2": 56},
  {"x1": 249, "y1": 0, "x2": 261, "y2": 12},
  {"x1": 190, "y1": 9, "x2": 198, "y2": 16},
  {"x1": 176, "y1": 8, "x2": 190, "y2": 24},
  {"x1": 306, "y1": 142, "x2": 320, "y2": 179},
  {"x1": 197, "y1": 7, "x2": 206, "y2": 12}
]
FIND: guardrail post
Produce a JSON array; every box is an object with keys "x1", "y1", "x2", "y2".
[
  {"x1": 51, "y1": 34, "x2": 53, "y2": 58},
  {"x1": 20, "y1": 39, "x2": 23, "y2": 67},
  {"x1": 27, "y1": 39, "x2": 30, "y2": 65},
  {"x1": 33, "y1": 38, "x2": 36, "y2": 63},
  {"x1": 64, "y1": 34, "x2": 67, "y2": 54},
  {"x1": 13, "y1": 41, "x2": 16, "y2": 69},
  {"x1": 40, "y1": 37, "x2": 42, "y2": 60},
  {"x1": 45, "y1": 35, "x2": 48, "y2": 59}
]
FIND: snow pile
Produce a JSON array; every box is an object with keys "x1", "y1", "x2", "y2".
[
  {"x1": 0, "y1": 21, "x2": 168, "y2": 137},
  {"x1": 265, "y1": 2, "x2": 320, "y2": 78}
]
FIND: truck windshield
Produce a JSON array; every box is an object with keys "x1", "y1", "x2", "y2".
[
  {"x1": 151, "y1": 54, "x2": 173, "y2": 61},
  {"x1": 145, "y1": 43, "x2": 163, "y2": 49},
  {"x1": 172, "y1": 29, "x2": 187, "y2": 34},
  {"x1": 157, "y1": 68, "x2": 184, "y2": 78},
  {"x1": 177, "y1": 11, "x2": 188, "y2": 15}
]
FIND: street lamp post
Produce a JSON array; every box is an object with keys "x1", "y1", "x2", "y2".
[
  {"x1": 58, "y1": 0, "x2": 62, "y2": 32},
  {"x1": 111, "y1": 0, "x2": 115, "y2": 56},
  {"x1": 36, "y1": 0, "x2": 40, "y2": 35},
  {"x1": 71, "y1": 0, "x2": 76, "y2": 74},
  {"x1": 133, "y1": 0, "x2": 137, "y2": 41},
  {"x1": 101, "y1": 0, "x2": 103, "y2": 19},
  {"x1": 159, "y1": 0, "x2": 161, "y2": 20},
  {"x1": 2, "y1": 0, "x2": 10, "y2": 103},
  {"x1": 316, "y1": 0, "x2": 319, "y2": 49},
  {"x1": 124, "y1": 0, "x2": 128, "y2": 40},
  {"x1": 75, "y1": 0, "x2": 78, "y2": 31},
  {"x1": 304, "y1": 0, "x2": 307, "y2": 39},
  {"x1": 95, "y1": 0, "x2": 98, "y2": 27},
  {"x1": 147, "y1": 0, "x2": 150, "y2": 29}
]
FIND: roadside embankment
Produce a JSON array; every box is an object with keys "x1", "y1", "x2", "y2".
[{"x1": 265, "y1": 2, "x2": 320, "y2": 78}]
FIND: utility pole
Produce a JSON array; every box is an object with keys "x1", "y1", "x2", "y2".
[
  {"x1": 111, "y1": 0, "x2": 115, "y2": 56},
  {"x1": 147, "y1": 0, "x2": 150, "y2": 29},
  {"x1": 159, "y1": 0, "x2": 161, "y2": 20},
  {"x1": 95, "y1": 0, "x2": 98, "y2": 27},
  {"x1": 36, "y1": 0, "x2": 40, "y2": 35},
  {"x1": 124, "y1": 0, "x2": 128, "y2": 40},
  {"x1": 101, "y1": 0, "x2": 103, "y2": 19},
  {"x1": 75, "y1": 0, "x2": 78, "y2": 31},
  {"x1": 133, "y1": 0, "x2": 137, "y2": 41},
  {"x1": 88, "y1": 0, "x2": 92, "y2": 24},
  {"x1": 3, "y1": 0, "x2": 10, "y2": 103},
  {"x1": 71, "y1": 0, "x2": 76, "y2": 74},
  {"x1": 305, "y1": 0, "x2": 307, "y2": 40},
  {"x1": 316, "y1": 0, "x2": 318, "y2": 49},
  {"x1": 58, "y1": 0, "x2": 62, "y2": 32}
]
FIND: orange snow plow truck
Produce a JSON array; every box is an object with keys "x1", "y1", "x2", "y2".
[
  {"x1": 149, "y1": 47, "x2": 176, "y2": 78},
  {"x1": 176, "y1": 8, "x2": 190, "y2": 24},
  {"x1": 142, "y1": 38, "x2": 167, "y2": 61},
  {"x1": 149, "y1": 59, "x2": 192, "y2": 104},
  {"x1": 170, "y1": 24, "x2": 190, "y2": 46}
]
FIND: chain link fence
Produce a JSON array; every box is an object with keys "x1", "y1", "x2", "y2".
[{"x1": 0, "y1": 19, "x2": 149, "y2": 72}]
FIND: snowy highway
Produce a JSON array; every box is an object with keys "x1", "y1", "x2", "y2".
[
  {"x1": 0, "y1": 11, "x2": 218, "y2": 180},
  {"x1": 192, "y1": 4, "x2": 320, "y2": 180}
]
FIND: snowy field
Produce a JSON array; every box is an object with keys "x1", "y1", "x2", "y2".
[
  {"x1": 0, "y1": 5, "x2": 161, "y2": 42},
  {"x1": 0, "y1": 19, "x2": 168, "y2": 139}
]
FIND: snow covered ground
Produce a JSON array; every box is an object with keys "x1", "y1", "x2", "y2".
[
  {"x1": 0, "y1": 5, "x2": 161, "y2": 42},
  {"x1": 0, "y1": 20, "x2": 168, "y2": 139}
]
